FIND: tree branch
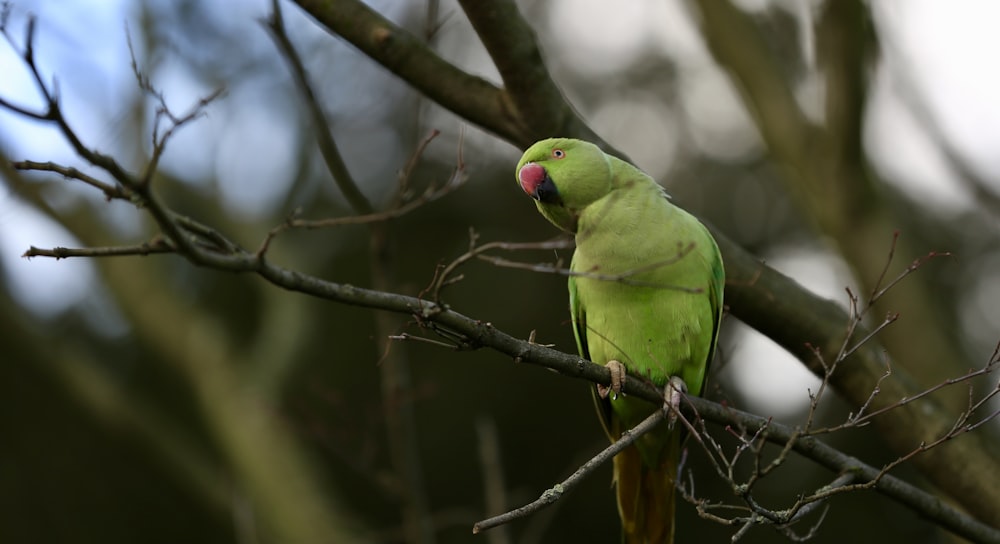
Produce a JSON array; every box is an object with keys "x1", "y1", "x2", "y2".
[
  {"x1": 691, "y1": 0, "x2": 815, "y2": 168},
  {"x1": 455, "y1": 0, "x2": 607, "y2": 149},
  {"x1": 473, "y1": 404, "x2": 670, "y2": 534},
  {"x1": 22, "y1": 240, "x2": 173, "y2": 259},
  {"x1": 291, "y1": 0, "x2": 524, "y2": 145},
  {"x1": 264, "y1": 0, "x2": 373, "y2": 214}
]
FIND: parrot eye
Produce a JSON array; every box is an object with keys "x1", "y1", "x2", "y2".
[{"x1": 551, "y1": 149, "x2": 565, "y2": 159}]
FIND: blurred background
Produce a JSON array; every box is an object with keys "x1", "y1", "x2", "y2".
[{"x1": 1, "y1": 0, "x2": 998, "y2": 542}]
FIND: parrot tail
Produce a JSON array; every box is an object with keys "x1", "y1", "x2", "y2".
[{"x1": 613, "y1": 437, "x2": 680, "y2": 544}]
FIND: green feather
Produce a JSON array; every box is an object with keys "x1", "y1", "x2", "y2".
[{"x1": 517, "y1": 138, "x2": 724, "y2": 543}]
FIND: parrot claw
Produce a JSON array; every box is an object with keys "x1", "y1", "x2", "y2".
[
  {"x1": 665, "y1": 376, "x2": 687, "y2": 429},
  {"x1": 597, "y1": 360, "x2": 626, "y2": 400}
]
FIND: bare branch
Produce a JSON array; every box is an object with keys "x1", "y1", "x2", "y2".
[
  {"x1": 255, "y1": 129, "x2": 466, "y2": 257},
  {"x1": 473, "y1": 403, "x2": 670, "y2": 534},
  {"x1": 868, "y1": 249, "x2": 953, "y2": 307},
  {"x1": 812, "y1": 357, "x2": 1000, "y2": 436},
  {"x1": 14, "y1": 160, "x2": 129, "y2": 200},
  {"x1": 455, "y1": 0, "x2": 609, "y2": 149},
  {"x1": 22, "y1": 239, "x2": 173, "y2": 259},
  {"x1": 692, "y1": 0, "x2": 814, "y2": 166},
  {"x1": 684, "y1": 395, "x2": 1000, "y2": 543},
  {"x1": 1, "y1": 15, "x2": 132, "y2": 185},
  {"x1": 291, "y1": 0, "x2": 524, "y2": 145},
  {"x1": 124, "y1": 26, "x2": 226, "y2": 187},
  {"x1": 265, "y1": 0, "x2": 373, "y2": 214},
  {"x1": 479, "y1": 246, "x2": 705, "y2": 292},
  {"x1": 431, "y1": 232, "x2": 703, "y2": 302}
]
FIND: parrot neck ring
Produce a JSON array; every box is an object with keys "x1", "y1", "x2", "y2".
[{"x1": 519, "y1": 162, "x2": 563, "y2": 205}]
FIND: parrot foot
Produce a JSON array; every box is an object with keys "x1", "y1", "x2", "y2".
[
  {"x1": 596, "y1": 360, "x2": 626, "y2": 400},
  {"x1": 665, "y1": 376, "x2": 688, "y2": 429}
]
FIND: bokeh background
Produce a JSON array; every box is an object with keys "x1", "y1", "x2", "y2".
[{"x1": 1, "y1": 0, "x2": 999, "y2": 543}]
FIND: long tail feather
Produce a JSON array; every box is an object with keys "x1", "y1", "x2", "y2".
[{"x1": 614, "y1": 436, "x2": 680, "y2": 544}]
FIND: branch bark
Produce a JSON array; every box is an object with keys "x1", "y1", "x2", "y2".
[{"x1": 455, "y1": 0, "x2": 607, "y2": 148}]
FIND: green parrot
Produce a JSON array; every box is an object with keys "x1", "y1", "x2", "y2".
[{"x1": 516, "y1": 138, "x2": 724, "y2": 543}]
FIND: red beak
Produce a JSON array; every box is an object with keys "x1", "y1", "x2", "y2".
[
  {"x1": 518, "y1": 163, "x2": 561, "y2": 204},
  {"x1": 519, "y1": 163, "x2": 545, "y2": 196}
]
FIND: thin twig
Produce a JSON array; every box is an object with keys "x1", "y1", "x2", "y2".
[
  {"x1": 125, "y1": 25, "x2": 226, "y2": 187},
  {"x1": 432, "y1": 232, "x2": 702, "y2": 301},
  {"x1": 473, "y1": 405, "x2": 670, "y2": 534},
  {"x1": 14, "y1": 160, "x2": 129, "y2": 200},
  {"x1": 256, "y1": 130, "x2": 466, "y2": 257},
  {"x1": 810, "y1": 355, "x2": 1000, "y2": 436},
  {"x1": 22, "y1": 239, "x2": 173, "y2": 259},
  {"x1": 265, "y1": 0, "x2": 373, "y2": 214},
  {"x1": 291, "y1": 0, "x2": 527, "y2": 146}
]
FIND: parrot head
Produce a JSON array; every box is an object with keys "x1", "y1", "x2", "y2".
[{"x1": 515, "y1": 138, "x2": 613, "y2": 233}]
